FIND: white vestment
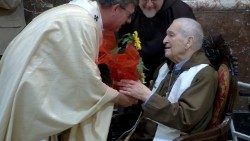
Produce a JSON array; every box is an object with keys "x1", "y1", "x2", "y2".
[{"x1": 0, "y1": 1, "x2": 118, "y2": 141}]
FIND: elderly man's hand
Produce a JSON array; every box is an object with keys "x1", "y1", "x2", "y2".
[
  {"x1": 117, "y1": 80, "x2": 151, "y2": 102},
  {"x1": 113, "y1": 93, "x2": 138, "y2": 107}
]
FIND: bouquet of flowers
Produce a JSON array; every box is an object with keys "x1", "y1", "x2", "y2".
[{"x1": 98, "y1": 30, "x2": 145, "y2": 89}]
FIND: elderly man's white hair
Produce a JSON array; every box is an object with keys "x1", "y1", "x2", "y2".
[{"x1": 174, "y1": 18, "x2": 204, "y2": 50}]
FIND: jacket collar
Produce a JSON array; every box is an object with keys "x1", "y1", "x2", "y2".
[{"x1": 181, "y1": 49, "x2": 211, "y2": 71}]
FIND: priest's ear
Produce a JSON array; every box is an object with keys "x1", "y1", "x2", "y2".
[{"x1": 111, "y1": 4, "x2": 121, "y2": 15}]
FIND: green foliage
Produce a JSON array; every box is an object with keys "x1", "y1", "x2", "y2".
[{"x1": 118, "y1": 33, "x2": 133, "y2": 48}]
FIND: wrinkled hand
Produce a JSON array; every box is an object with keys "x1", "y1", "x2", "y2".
[
  {"x1": 117, "y1": 80, "x2": 151, "y2": 102},
  {"x1": 113, "y1": 93, "x2": 138, "y2": 107}
]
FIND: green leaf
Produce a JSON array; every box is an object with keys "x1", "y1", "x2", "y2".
[{"x1": 111, "y1": 47, "x2": 121, "y2": 54}]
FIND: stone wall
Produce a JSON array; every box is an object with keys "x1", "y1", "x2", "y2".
[
  {"x1": 24, "y1": 0, "x2": 70, "y2": 23},
  {"x1": 196, "y1": 10, "x2": 249, "y2": 83},
  {"x1": 184, "y1": 0, "x2": 250, "y2": 84},
  {"x1": 184, "y1": 0, "x2": 250, "y2": 110}
]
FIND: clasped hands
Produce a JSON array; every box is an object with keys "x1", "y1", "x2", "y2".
[{"x1": 114, "y1": 80, "x2": 151, "y2": 107}]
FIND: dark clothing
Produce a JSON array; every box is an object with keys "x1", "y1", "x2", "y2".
[{"x1": 118, "y1": 0, "x2": 195, "y2": 84}]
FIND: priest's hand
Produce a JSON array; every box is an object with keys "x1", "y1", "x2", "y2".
[
  {"x1": 113, "y1": 93, "x2": 138, "y2": 107},
  {"x1": 117, "y1": 80, "x2": 151, "y2": 102}
]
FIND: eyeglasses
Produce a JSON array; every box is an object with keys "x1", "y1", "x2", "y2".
[{"x1": 120, "y1": 6, "x2": 135, "y2": 20}]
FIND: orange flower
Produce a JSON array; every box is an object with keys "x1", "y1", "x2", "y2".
[{"x1": 98, "y1": 30, "x2": 145, "y2": 90}]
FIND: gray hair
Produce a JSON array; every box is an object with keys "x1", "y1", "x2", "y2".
[
  {"x1": 96, "y1": 0, "x2": 138, "y2": 8},
  {"x1": 175, "y1": 18, "x2": 204, "y2": 50}
]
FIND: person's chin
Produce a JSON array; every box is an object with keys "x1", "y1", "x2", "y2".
[
  {"x1": 165, "y1": 49, "x2": 172, "y2": 56},
  {"x1": 142, "y1": 9, "x2": 157, "y2": 18},
  {"x1": 165, "y1": 53, "x2": 171, "y2": 58}
]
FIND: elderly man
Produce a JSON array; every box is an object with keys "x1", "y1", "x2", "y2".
[
  {"x1": 118, "y1": 18, "x2": 218, "y2": 140},
  {"x1": 118, "y1": 0, "x2": 195, "y2": 84},
  {"x1": 0, "y1": 0, "x2": 138, "y2": 141},
  {"x1": 0, "y1": 0, "x2": 26, "y2": 59}
]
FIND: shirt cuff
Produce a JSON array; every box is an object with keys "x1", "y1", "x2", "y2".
[{"x1": 142, "y1": 91, "x2": 154, "y2": 106}]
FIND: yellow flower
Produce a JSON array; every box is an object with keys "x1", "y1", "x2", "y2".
[{"x1": 132, "y1": 31, "x2": 141, "y2": 50}]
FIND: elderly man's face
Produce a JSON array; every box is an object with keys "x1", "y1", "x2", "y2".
[
  {"x1": 139, "y1": 0, "x2": 164, "y2": 18},
  {"x1": 163, "y1": 21, "x2": 188, "y2": 63}
]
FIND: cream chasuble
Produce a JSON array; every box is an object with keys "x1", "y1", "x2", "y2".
[{"x1": 0, "y1": 1, "x2": 118, "y2": 141}]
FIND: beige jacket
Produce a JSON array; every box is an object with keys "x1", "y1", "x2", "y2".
[{"x1": 0, "y1": 0, "x2": 26, "y2": 55}]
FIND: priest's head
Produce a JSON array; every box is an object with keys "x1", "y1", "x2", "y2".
[
  {"x1": 163, "y1": 18, "x2": 204, "y2": 63},
  {"x1": 97, "y1": 0, "x2": 138, "y2": 31}
]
